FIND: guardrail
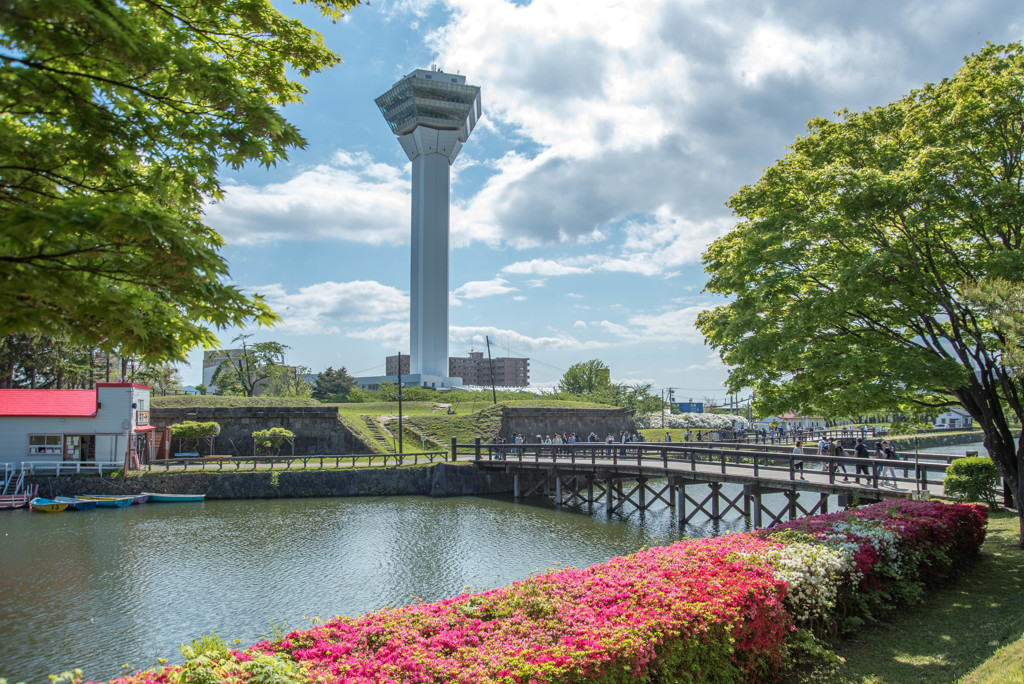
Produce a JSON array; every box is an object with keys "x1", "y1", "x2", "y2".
[
  {"x1": 144, "y1": 451, "x2": 451, "y2": 472},
  {"x1": 19, "y1": 461, "x2": 118, "y2": 476}
]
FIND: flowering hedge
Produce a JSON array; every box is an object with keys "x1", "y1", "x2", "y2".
[
  {"x1": 106, "y1": 501, "x2": 986, "y2": 684},
  {"x1": 635, "y1": 411, "x2": 750, "y2": 430}
]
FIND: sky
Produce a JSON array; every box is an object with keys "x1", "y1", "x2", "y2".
[{"x1": 181, "y1": 0, "x2": 1024, "y2": 401}]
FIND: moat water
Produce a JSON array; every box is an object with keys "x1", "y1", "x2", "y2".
[{"x1": 0, "y1": 442, "x2": 985, "y2": 683}]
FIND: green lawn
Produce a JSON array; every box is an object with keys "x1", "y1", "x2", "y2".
[{"x1": 791, "y1": 510, "x2": 1024, "y2": 683}]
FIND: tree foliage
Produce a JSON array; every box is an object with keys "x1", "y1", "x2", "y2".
[
  {"x1": 555, "y1": 359, "x2": 660, "y2": 414},
  {"x1": 697, "y1": 43, "x2": 1024, "y2": 541},
  {"x1": 210, "y1": 335, "x2": 287, "y2": 397},
  {"x1": 311, "y1": 366, "x2": 357, "y2": 402},
  {"x1": 0, "y1": 0, "x2": 361, "y2": 360},
  {"x1": 558, "y1": 359, "x2": 612, "y2": 395},
  {"x1": 252, "y1": 427, "x2": 294, "y2": 456},
  {"x1": 963, "y1": 278, "x2": 1024, "y2": 376}
]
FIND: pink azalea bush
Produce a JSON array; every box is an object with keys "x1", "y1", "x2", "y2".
[{"x1": 106, "y1": 501, "x2": 986, "y2": 684}]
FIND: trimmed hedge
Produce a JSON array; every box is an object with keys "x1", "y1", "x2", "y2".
[{"x1": 944, "y1": 456, "x2": 1001, "y2": 506}]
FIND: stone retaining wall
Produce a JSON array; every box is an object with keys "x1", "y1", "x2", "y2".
[
  {"x1": 26, "y1": 463, "x2": 534, "y2": 500},
  {"x1": 499, "y1": 407, "x2": 635, "y2": 441},
  {"x1": 151, "y1": 406, "x2": 368, "y2": 457}
]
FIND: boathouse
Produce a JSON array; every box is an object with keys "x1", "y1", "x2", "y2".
[{"x1": 0, "y1": 383, "x2": 154, "y2": 468}]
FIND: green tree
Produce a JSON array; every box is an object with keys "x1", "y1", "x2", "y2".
[
  {"x1": 0, "y1": 0, "x2": 361, "y2": 361},
  {"x1": 697, "y1": 43, "x2": 1024, "y2": 545},
  {"x1": 0, "y1": 332, "x2": 93, "y2": 388},
  {"x1": 210, "y1": 335, "x2": 288, "y2": 397},
  {"x1": 263, "y1": 364, "x2": 313, "y2": 398},
  {"x1": 311, "y1": 366, "x2": 357, "y2": 402},
  {"x1": 133, "y1": 362, "x2": 184, "y2": 395},
  {"x1": 558, "y1": 359, "x2": 612, "y2": 395},
  {"x1": 963, "y1": 279, "x2": 1024, "y2": 375}
]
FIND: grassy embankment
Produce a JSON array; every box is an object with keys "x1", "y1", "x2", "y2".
[
  {"x1": 331, "y1": 398, "x2": 618, "y2": 455},
  {"x1": 792, "y1": 509, "x2": 1024, "y2": 684}
]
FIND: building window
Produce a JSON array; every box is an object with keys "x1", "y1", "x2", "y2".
[{"x1": 28, "y1": 434, "x2": 63, "y2": 456}]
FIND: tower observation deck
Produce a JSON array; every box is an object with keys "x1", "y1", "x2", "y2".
[{"x1": 375, "y1": 69, "x2": 482, "y2": 384}]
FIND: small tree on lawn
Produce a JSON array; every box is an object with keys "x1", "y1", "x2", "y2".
[
  {"x1": 171, "y1": 421, "x2": 220, "y2": 456},
  {"x1": 253, "y1": 427, "x2": 294, "y2": 457}
]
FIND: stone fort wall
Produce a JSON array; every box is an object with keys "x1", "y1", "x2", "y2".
[
  {"x1": 151, "y1": 406, "x2": 368, "y2": 457},
  {"x1": 498, "y1": 407, "x2": 635, "y2": 441}
]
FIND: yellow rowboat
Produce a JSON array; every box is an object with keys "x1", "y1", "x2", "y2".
[{"x1": 29, "y1": 497, "x2": 68, "y2": 513}]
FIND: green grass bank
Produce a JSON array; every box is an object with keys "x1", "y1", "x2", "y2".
[{"x1": 791, "y1": 509, "x2": 1024, "y2": 683}]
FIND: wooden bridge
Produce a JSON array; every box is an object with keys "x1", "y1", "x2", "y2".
[{"x1": 453, "y1": 440, "x2": 959, "y2": 528}]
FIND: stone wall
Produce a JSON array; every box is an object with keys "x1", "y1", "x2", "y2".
[
  {"x1": 26, "y1": 462, "x2": 533, "y2": 500},
  {"x1": 151, "y1": 406, "x2": 368, "y2": 457},
  {"x1": 499, "y1": 407, "x2": 635, "y2": 441}
]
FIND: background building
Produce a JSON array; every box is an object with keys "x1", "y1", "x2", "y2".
[{"x1": 384, "y1": 351, "x2": 530, "y2": 388}]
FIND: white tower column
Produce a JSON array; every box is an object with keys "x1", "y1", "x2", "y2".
[
  {"x1": 401, "y1": 127, "x2": 462, "y2": 377},
  {"x1": 376, "y1": 68, "x2": 481, "y2": 385}
]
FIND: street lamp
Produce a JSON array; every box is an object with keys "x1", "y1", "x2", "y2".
[{"x1": 396, "y1": 351, "x2": 404, "y2": 455}]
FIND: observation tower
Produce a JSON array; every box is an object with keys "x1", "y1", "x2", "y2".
[{"x1": 375, "y1": 67, "x2": 482, "y2": 386}]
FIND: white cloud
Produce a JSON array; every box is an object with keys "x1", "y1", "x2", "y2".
[
  {"x1": 255, "y1": 280, "x2": 407, "y2": 335},
  {"x1": 450, "y1": 326, "x2": 609, "y2": 352},
  {"x1": 625, "y1": 305, "x2": 712, "y2": 345},
  {"x1": 205, "y1": 151, "x2": 408, "y2": 246},
  {"x1": 451, "y1": 277, "x2": 517, "y2": 301}
]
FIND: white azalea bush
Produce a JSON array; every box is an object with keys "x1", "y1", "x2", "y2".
[
  {"x1": 759, "y1": 540, "x2": 857, "y2": 628},
  {"x1": 636, "y1": 410, "x2": 750, "y2": 430}
]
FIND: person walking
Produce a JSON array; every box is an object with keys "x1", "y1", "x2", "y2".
[
  {"x1": 881, "y1": 441, "x2": 897, "y2": 486},
  {"x1": 853, "y1": 437, "x2": 871, "y2": 484},
  {"x1": 833, "y1": 439, "x2": 849, "y2": 481},
  {"x1": 793, "y1": 441, "x2": 806, "y2": 479}
]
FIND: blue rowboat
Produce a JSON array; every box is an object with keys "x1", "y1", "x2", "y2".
[
  {"x1": 54, "y1": 496, "x2": 98, "y2": 511},
  {"x1": 30, "y1": 497, "x2": 68, "y2": 513},
  {"x1": 75, "y1": 495, "x2": 133, "y2": 508},
  {"x1": 140, "y1": 492, "x2": 206, "y2": 503}
]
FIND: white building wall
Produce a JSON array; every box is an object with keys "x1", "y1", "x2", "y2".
[{"x1": 0, "y1": 385, "x2": 148, "y2": 467}]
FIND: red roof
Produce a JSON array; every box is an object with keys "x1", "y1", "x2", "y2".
[{"x1": 0, "y1": 389, "x2": 98, "y2": 417}]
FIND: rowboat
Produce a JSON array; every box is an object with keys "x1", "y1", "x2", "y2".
[
  {"x1": 54, "y1": 496, "x2": 98, "y2": 511},
  {"x1": 140, "y1": 492, "x2": 206, "y2": 503},
  {"x1": 30, "y1": 497, "x2": 68, "y2": 513},
  {"x1": 75, "y1": 495, "x2": 134, "y2": 508},
  {"x1": 130, "y1": 494, "x2": 149, "y2": 505}
]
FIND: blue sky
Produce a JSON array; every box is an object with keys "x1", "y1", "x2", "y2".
[{"x1": 181, "y1": 0, "x2": 1024, "y2": 400}]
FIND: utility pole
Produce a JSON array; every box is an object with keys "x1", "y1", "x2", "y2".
[
  {"x1": 396, "y1": 351, "x2": 403, "y2": 455},
  {"x1": 485, "y1": 336, "x2": 497, "y2": 404},
  {"x1": 661, "y1": 389, "x2": 665, "y2": 428}
]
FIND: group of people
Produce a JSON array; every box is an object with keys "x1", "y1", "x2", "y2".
[
  {"x1": 491, "y1": 430, "x2": 650, "y2": 460},
  {"x1": 791, "y1": 436, "x2": 900, "y2": 486}
]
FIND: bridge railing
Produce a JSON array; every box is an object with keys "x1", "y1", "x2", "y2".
[
  {"x1": 455, "y1": 439, "x2": 959, "y2": 492},
  {"x1": 144, "y1": 451, "x2": 449, "y2": 472}
]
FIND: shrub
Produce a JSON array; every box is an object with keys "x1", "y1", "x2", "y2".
[
  {"x1": 253, "y1": 427, "x2": 295, "y2": 456},
  {"x1": 170, "y1": 421, "x2": 221, "y2": 440},
  {"x1": 171, "y1": 421, "x2": 220, "y2": 455},
  {"x1": 944, "y1": 456, "x2": 1000, "y2": 506}
]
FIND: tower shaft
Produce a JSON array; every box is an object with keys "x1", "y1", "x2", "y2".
[{"x1": 409, "y1": 145, "x2": 453, "y2": 377}]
